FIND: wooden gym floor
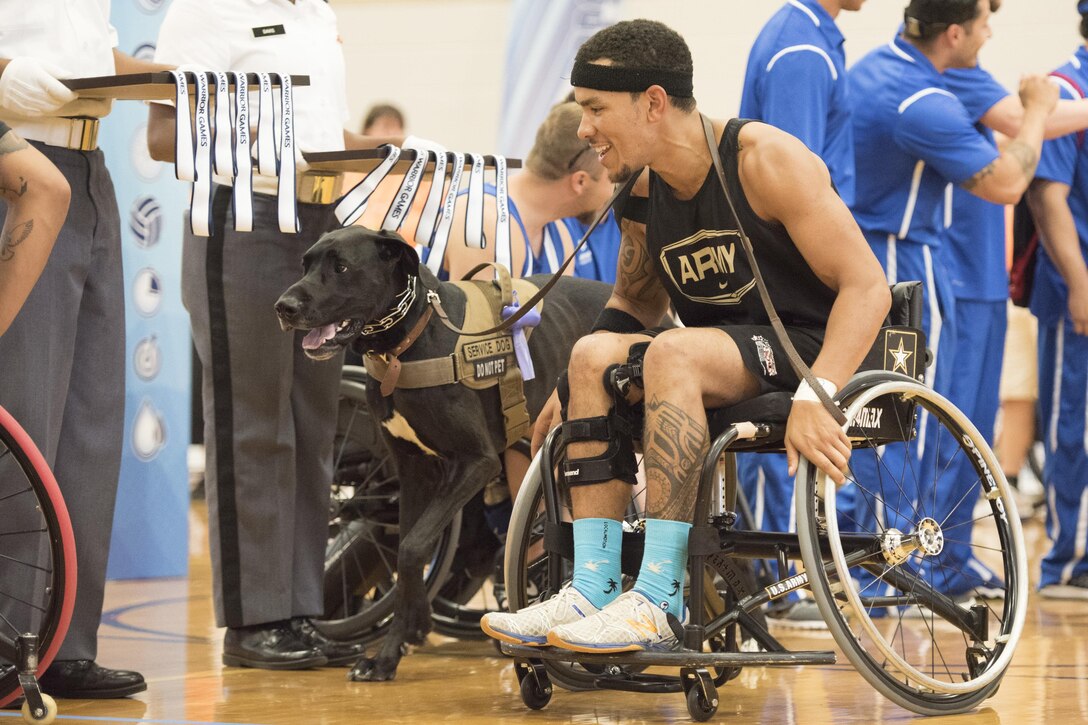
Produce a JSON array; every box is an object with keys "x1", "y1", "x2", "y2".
[{"x1": 2, "y1": 503, "x2": 1086, "y2": 725}]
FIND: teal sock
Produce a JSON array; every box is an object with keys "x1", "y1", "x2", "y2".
[
  {"x1": 572, "y1": 518, "x2": 623, "y2": 610},
  {"x1": 633, "y1": 518, "x2": 691, "y2": 616}
]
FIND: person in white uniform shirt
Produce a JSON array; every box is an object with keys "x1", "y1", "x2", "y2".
[
  {"x1": 0, "y1": 0, "x2": 174, "y2": 700},
  {"x1": 147, "y1": 0, "x2": 390, "y2": 670}
]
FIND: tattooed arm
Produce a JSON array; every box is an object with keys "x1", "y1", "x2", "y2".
[
  {"x1": 602, "y1": 170, "x2": 671, "y2": 329},
  {"x1": 0, "y1": 126, "x2": 70, "y2": 335},
  {"x1": 962, "y1": 74, "x2": 1057, "y2": 205}
]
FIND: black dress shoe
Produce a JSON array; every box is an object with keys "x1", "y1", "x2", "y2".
[
  {"x1": 289, "y1": 618, "x2": 367, "y2": 667},
  {"x1": 37, "y1": 660, "x2": 146, "y2": 699},
  {"x1": 222, "y1": 622, "x2": 328, "y2": 670}
]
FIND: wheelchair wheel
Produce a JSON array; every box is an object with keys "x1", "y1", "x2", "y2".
[
  {"x1": 797, "y1": 377, "x2": 1027, "y2": 715},
  {"x1": 0, "y1": 405, "x2": 76, "y2": 709},
  {"x1": 316, "y1": 369, "x2": 460, "y2": 642}
]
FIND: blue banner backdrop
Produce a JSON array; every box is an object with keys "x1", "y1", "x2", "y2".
[
  {"x1": 102, "y1": 0, "x2": 191, "y2": 580},
  {"x1": 497, "y1": 0, "x2": 623, "y2": 159}
]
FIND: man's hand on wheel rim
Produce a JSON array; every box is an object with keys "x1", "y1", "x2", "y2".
[{"x1": 785, "y1": 400, "x2": 851, "y2": 485}]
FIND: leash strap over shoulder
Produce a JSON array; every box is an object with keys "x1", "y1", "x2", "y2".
[{"x1": 701, "y1": 114, "x2": 845, "y2": 425}]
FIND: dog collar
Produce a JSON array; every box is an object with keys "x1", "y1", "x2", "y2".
[{"x1": 359, "y1": 276, "x2": 418, "y2": 337}]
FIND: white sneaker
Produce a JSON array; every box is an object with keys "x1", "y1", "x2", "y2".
[
  {"x1": 480, "y1": 585, "x2": 599, "y2": 646},
  {"x1": 1039, "y1": 573, "x2": 1088, "y2": 600},
  {"x1": 766, "y1": 599, "x2": 829, "y2": 631},
  {"x1": 547, "y1": 590, "x2": 681, "y2": 653}
]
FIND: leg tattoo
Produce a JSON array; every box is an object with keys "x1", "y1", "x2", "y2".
[{"x1": 643, "y1": 395, "x2": 709, "y2": 521}]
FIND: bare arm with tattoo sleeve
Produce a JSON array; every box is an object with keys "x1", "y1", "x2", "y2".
[
  {"x1": 0, "y1": 127, "x2": 70, "y2": 335},
  {"x1": 601, "y1": 171, "x2": 672, "y2": 329},
  {"x1": 963, "y1": 75, "x2": 1058, "y2": 205}
]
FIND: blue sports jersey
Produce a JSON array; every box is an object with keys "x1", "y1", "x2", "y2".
[
  {"x1": 570, "y1": 209, "x2": 621, "y2": 283},
  {"x1": 850, "y1": 36, "x2": 999, "y2": 248},
  {"x1": 1032, "y1": 47, "x2": 1088, "y2": 325},
  {"x1": 943, "y1": 65, "x2": 1010, "y2": 302},
  {"x1": 739, "y1": 0, "x2": 854, "y2": 205}
]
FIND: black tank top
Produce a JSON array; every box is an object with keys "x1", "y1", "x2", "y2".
[{"x1": 645, "y1": 118, "x2": 835, "y2": 329}]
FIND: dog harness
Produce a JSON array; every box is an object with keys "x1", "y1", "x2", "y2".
[{"x1": 363, "y1": 265, "x2": 542, "y2": 448}]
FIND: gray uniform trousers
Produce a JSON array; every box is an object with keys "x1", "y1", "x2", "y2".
[
  {"x1": 183, "y1": 185, "x2": 342, "y2": 628},
  {"x1": 0, "y1": 143, "x2": 125, "y2": 661}
]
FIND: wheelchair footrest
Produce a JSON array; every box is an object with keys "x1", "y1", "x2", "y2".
[{"x1": 500, "y1": 643, "x2": 836, "y2": 668}]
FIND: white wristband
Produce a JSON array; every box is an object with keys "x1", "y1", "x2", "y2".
[{"x1": 794, "y1": 377, "x2": 838, "y2": 403}]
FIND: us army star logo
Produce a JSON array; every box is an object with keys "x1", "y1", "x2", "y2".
[{"x1": 889, "y1": 338, "x2": 913, "y2": 374}]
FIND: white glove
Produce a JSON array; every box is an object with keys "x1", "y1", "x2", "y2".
[
  {"x1": 0, "y1": 57, "x2": 77, "y2": 119},
  {"x1": 402, "y1": 134, "x2": 446, "y2": 155},
  {"x1": 53, "y1": 97, "x2": 112, "y2": 119}
]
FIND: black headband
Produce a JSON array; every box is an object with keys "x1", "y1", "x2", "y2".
[{"x1": 570, "y1": 60, "x2": 693, "y2": 98}]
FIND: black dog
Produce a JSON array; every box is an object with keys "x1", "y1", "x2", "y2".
[{"x1": 275, "y1": 225, "x2": 611, "y2": 681}]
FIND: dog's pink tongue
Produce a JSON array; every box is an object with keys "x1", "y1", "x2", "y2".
[{"x1": 302, "y1": 324, "x2": 336, "y2": 350}]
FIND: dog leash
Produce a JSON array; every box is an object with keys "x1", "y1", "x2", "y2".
[
  {"x1": 376, "y1": 304, "x2": 436, "y2": 397},
  {"x1": 420, "y1": 171, "x2": 641, "y2": 337},
  {"x1": 701, "y1": 114, "x2": 844, "y2": 424}
]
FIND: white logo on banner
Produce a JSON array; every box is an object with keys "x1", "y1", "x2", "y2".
[
  {"x1": 132, "y1": 42, "x2": 156, "y2": 62},
  {"x1": 133, "y1": 336, "x2": 162, "y2": 381},
  {"x1": 132, "y1": 399, "x2": 166, "y2": 461},
  {"x1": 132, "y1": 268, "x2": 163, "y2": 317},
  {"x1": 130, "y1": 195, "x2": 163, "y2": 247}
]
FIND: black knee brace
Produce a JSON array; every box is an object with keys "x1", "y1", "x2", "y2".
[
  {"x1": 606, "y1": 341, "x2": 651, "y2": 399},
  {"x1": 556, "y1": 370, "x2": 571, "y2": 421},
  {"x1": 559, "y1": 411, "x2": 639, "y2": 487}
]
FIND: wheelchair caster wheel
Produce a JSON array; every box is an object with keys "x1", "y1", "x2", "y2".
[
  {"x1": 21, "y1": 694, "x2": 57, "y2": 724},
  {"x1": 519, "y1": 671, "x2": 552, "y2": 710},
  {"x1": 515, "y1": 660, "x2": 552, "y2": 710},
  {"x1": 685, "y1": 685, "x2": 718, "y2": 722}
]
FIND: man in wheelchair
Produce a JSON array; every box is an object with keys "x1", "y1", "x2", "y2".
[{"x1": 480, "y1": 19, "x2": 891, "y2": 654}]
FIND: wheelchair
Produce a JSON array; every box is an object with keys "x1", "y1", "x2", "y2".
[
  {"x1": 0, "y1": 404, "x2": 74, "y2": 724},
  {"x1": 501, "y1": 283, "x2": 1027, "y2": 720},
  {"x1": 316, "y1": 365, "x2": 508, "y2": 643}
]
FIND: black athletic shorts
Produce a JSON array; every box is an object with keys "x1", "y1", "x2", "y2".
[{"x1": 645, "y1": 324, "x2": 824, "y2": 395}]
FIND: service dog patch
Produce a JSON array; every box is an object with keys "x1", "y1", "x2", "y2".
[
  {"x1": 462, "y1": 336, "x2": 513, "y2": 362},
  {"x1": 473, "y1": 355, "x2": 507, "y2": 380}
]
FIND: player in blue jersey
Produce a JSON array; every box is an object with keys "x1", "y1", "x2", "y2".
[
  {"x1": 738, "y1": 0, "x2": 866, "y2": 627},
  {"x1": 424, "y1": 102, "x2": 616, "y2": 282},
  {"x1": 1025, "y1": 1, "x2": 1088, "y2": 600},
  {"x1": 848, "y1": 0, "x2": 1056, "y2": 601},
  {"x1": 940, "y1": 10, "x2": 1088, "y2": 594}
]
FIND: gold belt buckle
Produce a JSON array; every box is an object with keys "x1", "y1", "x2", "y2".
[
  {"x1": 296, "y1": 172, "x2": 343, "y2": 205},
  {"x1": 66, "y1": 118, "x2": 99, "y2": 151}
]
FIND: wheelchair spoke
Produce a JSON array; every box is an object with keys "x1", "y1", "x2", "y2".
[{"x1": 798, "y1": 378, "x2": 1025, "y2": 708}]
